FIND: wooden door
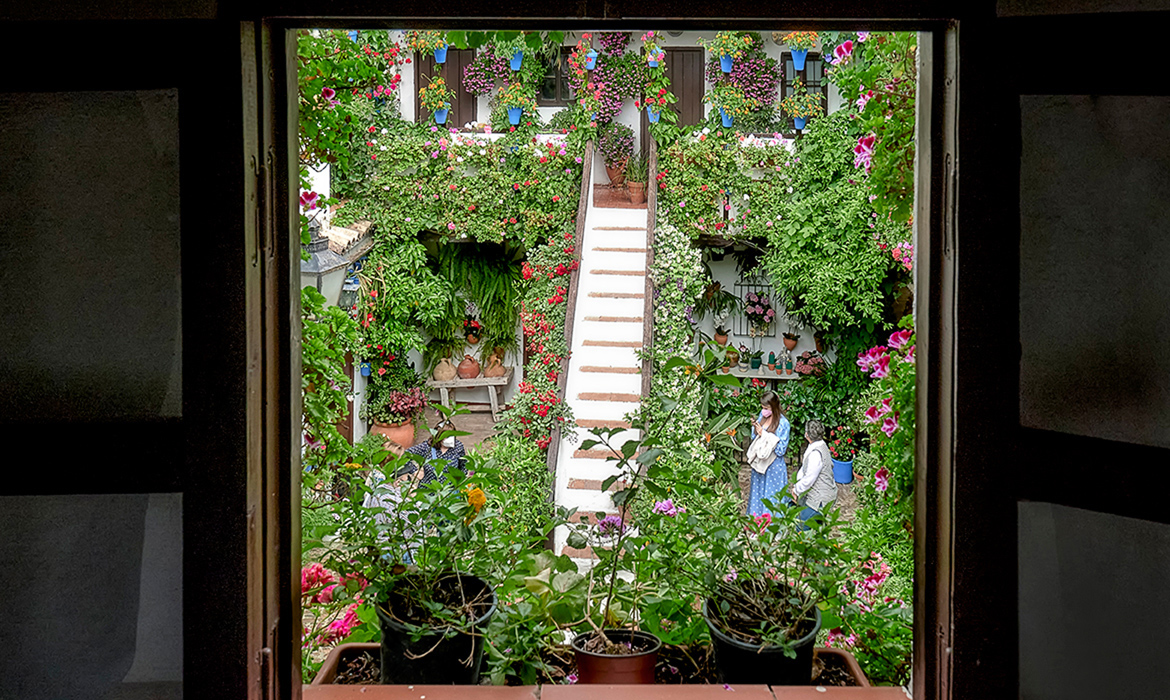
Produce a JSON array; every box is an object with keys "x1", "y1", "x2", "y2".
[
  {"x1": 415, "y1": 48, "x2": 476, "y2": 127},
  {"x1": 641, "y1": 47, "x2": 704, "y2": 157}
]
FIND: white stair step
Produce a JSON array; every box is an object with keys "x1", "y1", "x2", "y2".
[
  {"x1": 567, "y1": 345, "x2": 641, "y2": 369},
  {"x1": 566, "y1": 372, "x2": 641, "y2": 395},
  {"x1": 582, "y1": 251, "x2": 647, "y2": 272},
  {"x1": 575, "y1": 320, "x2": 643, "y2": 343}
]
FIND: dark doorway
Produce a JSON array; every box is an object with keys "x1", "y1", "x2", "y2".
[
  {"x1": 415, "y1": 48, "x2": 477, "y2": 127},
  {"x1": 641, "y1": 47, "x2": 704, "y2": 157}
]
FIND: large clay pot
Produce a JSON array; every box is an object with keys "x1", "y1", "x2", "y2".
[
  {"x1": 466, "y1": 333, "x2": 480, "y2": 345},
  {"x1": 605, "y1": 164, "x2": 626, "y2": 187},
  {"x1": 628, "y1": 181, "x2": 646, "y2": 205},
  {"x1": 483, "y1": 354, "x2": 506, "y2": 378},
  {"x1": 433, "y1": 357, "x2": 457, "y2": 381},
  {"x1": 370, "y1": 420, "x2": 415, "y2": 451},
  {"x1": 714, "y1": 331, "x2": 729, "y2": 346},
  {"x1": 783, "y1": 335, "x2": 798, "y2": 351},
  {"x1": 457, "y1": 354, "x2": 481, "y2": 379}
]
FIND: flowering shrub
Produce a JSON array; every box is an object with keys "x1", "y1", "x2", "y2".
[
  {"x1": 498, "y1": 81, "x2": 538, "y2": 112},
  {"x1": 596, "y1": 121, "x2": 634, "y2": 168},
  {"x1": 857, "y1": 323, "x2": 915, "y2": 504},
  {"x1": 587, "y1": 53, "x2": 645, "y2": 124},
  {"x1": 781, "y1": 31, "x2": 819, "y2": 51},
  {"x1": 361, "y1": 382, "x2": 427, "y2": 425},
  {"x1": 703, "y1": 83, "x2": 761, "y2": 120},
  {"x1": 597, "y1": 31, "x2": 631, "y2": 56},
  {"x1": 463, "y1": 45, "x2": 509, "y2": 96},
  {"x1": 703, "y1": 54, "x2": 781, "y2": 108},
  {"x1": 780, "y1": 78, "x2": 825, "y2": 119},
  {"x1": 794, "y1": 350, "x2": 826, "y2": 376},
  {"x1": 742, "y1": 290, "x2": 775, "y2": 332},
  {"x1": 822, "y1": 550, "x2": 912, "y2": 685},
  {"x1": 405, "y1": 30, "x2": 446, "y2": 53},
  {"x1": 418, "y1": 75, "x2": 453, "y2": 112},
  {"x1": 827, "y1": 425, "x2": 858, "y2": 460}
]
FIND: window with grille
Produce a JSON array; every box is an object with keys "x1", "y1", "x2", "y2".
[
  {"x1": 537, "y1": 48, "x2": 575, "y2": 106},
  {"x1": 779, "y1": 52, "x2": 828, "y2": 136}
]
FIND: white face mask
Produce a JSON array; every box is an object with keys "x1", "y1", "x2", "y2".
[{"x1": 441, "y1": 436, "x2": 456, "y2": 449}]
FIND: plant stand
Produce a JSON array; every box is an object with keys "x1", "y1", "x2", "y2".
[{"x1": 425, "y1": 367, "x2": 514, "y2": 422}]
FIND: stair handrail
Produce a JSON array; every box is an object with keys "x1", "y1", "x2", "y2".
[{"x1": 641, "y1": 138, "x2": 658, "y2": 399}]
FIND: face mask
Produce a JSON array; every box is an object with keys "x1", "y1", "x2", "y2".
[
  {"x1": 761, "y1": 408, "x2": 772, "y2": 418},
  {"x1": 441, "y1": 436, "x2": 456, "y2": 449}
]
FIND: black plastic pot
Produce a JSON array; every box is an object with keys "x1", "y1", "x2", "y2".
[
  {"x1": 375, "y1": 573, "x2": 497, "y2": 684},
  {"x1": 702, "y1": 597, "x2": 822, "y2": 685},
  {"x1": 571, "y1": 629, "x2": 662, "y2": 684}
]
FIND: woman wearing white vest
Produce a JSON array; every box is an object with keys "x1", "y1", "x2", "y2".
[{"x1": 787, "y1": 419, "x2": 837, "y2": 529}]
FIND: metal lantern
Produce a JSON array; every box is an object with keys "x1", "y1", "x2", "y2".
[{"x1": 300, "y1": 217, "x2": 349, "y2": 306}]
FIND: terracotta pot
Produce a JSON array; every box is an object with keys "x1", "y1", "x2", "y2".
[
  {"x1": 311, "y1": 642, "x2": 380, "y2": 685},
  {"x1": 725, "y1": 349, "x2": 740, "y2": 365},
  {"x1": 433, "y1": 357, "x2": 457, "y2": 381},
  {"x1": 714, "y1": 331, "x2": 728, "y2": 346},
  {"x1": 814, "y1": 332, "x2": 826, "y2": 354},
  {"x1": 457, "y1": 354, "x2": 481, "y2": 379},
  {"x1": 783, "y1": 335, "x2": 798, "y2": 351},
  {"x1": 767, "y1": 363, "x2": 776, "y2": 371},
  {"x1": 813, "y1": 647, "x2": 872, "y2": 687},
  {"x1": 628, "y1": 181, "x2": 646, "y2": 205},
  {"x1": 605, "y1": 164, "x2": 626, "y2": 187},
  {"x1": 483, "y1": 354, "x2": 506, "y2": 378},
  {"x1": 466, "y1": 333, "x2": 480, "y2": 345},
  {"x1": 572, "y1": 629, "x2": 661, "y2": 684},
  {"x1": 370, "y1": 419, "x2": 416, "y2": 450}
]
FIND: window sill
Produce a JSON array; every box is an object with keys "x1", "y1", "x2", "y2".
[{"x1": 303, "y1": 684, "x2": 908, "y2": 699}]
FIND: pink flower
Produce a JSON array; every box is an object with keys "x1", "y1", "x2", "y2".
[
  {"x1": 869, "y1": 355, "x2": 891, "y2": 379},
  {"x1": 874, "y1": 467, "x2": 889, "y2": 493},
  {"x1": 299, "y1": 191, "x2": 319, "y2": 210},
  {"x1": 856, "y1": 89, "x2": 875, "y2": 112},
  {"x1": 447, "y1": 222, "x2": 456, "y2": 230},
  {"x1": 853, "y1": 134, "x2": 876, "y2": 173},
  {"x1": 864, "y1": 405, "x2": 883, "y2": 424},
  {"x1": 888, "y1": 329, "x2": 913, "y2": 350},
  {"x1": 878, "y1": 397, "x2": 893, "y2": 415},
  {"x1": 903, "y1": 345, "x2": 916, "y2": 364},
  {"x1": 857, "y1": 31, "x2": 870, "y2": 42},
  {"x1": 832, "y1": 40, "x2": 854, "y2": 65},
  {"x1": 881, "y1": 415, "x2": 899, "y2": 437},
  {"x1": 724, "y1": 569, "x2": 738, "y2": 583}
]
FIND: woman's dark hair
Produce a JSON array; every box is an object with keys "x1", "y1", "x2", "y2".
[
  {"x1": 760, "y1": 391, "x2": 783, "y2": 432},
  {"x1": 430, "y1": 419, "x2": 456, "y2": 449}
]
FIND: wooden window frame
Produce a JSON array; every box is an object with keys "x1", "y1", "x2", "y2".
[
  {"x1": 536, "y1": 47, "x2": 575, "y2": 107},
  {"x1": 778, "y1": 51, "x2": 829, "y2": 138}
]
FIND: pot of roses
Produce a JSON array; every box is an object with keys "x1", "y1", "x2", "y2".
[
  {"x1": 564, "y1": 422, "x2": 668, "y2": 683},
  {"x1": 827, "y1": 425, "x2": 858, "y2": 484},
  {"x1": 597, "y1": 121, "x2": 634, "y2": 186},
  {"x1": 316, "y1": 415, "x2": 499, "y2": 685},
  {"x1": 361, "y1": 374, "x2": 428, "y2": 450}
]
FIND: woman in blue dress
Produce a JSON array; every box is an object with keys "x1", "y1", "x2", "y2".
[{"x1": 748, "y1": 391, "x2": 791, "y2": 517}]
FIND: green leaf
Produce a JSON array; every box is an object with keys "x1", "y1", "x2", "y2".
[{"x1": 566, "y1": 530, "x2": 588, "y2": 549}]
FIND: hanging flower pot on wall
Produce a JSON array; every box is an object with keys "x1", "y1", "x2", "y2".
[
  {"x1": 509, "y1": 50, "x2": 523, "y2": 71},
  {"x1": 720, "y1": 54, "x2": 734, "y2": 72},
  {"x1": 791, "y1": 48, "x2": 808, "y2": 70},
  {"x1": 433, "y1": 107, "x2": 449, "y2": 125},
  {"x1": 359, "y1": 361, "x2": 372, "y2": 377},
  {"x1": 434, "y1": 44, "x2": 449, "y2": 64},
  {"x1": 719, "y1": 108, "x2": 733, "y2": 128},
  {"x1": 585, "y1": 49, "x2": 598, "y2": 70},
  {"x1": 507, "y1": 107, "x2": 522, "y2": 125},
  {"x1": 793, "y1": 116, "x2": 807, "y2": 130},
  {"x1": 646, "y1": 105, "x2": 661, "y2": 123}
]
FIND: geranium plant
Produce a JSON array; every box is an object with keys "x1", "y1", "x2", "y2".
[
  {"x1": 794, "y1": 350, "x2": 826, "y2": 377},
  {"x1": 699, "y1": 31, "x2": 754, "y2": 61},
  {"x1": 780, "y1": 78, "x2": 825, "y2": 119},
  {"x1": 742, "y1": 290, "x2": 775, "y2": 332},
  {"x1": 781, "y1": 31, "x2": 819, "y2": 51},
  {"x1": 598, "y1": 31, "x2": 631, "y2": 56},
  {"x1": 597, "y1": 121, "x2": 634, "y2": 169},
  {"x1": 418, "y1": 75, "x2": 454, "y2": 113},
  {"x1": 827, "y1": 425, "x2": 859, "y2": 461},
  {"x1": 405, "y1": 30, "x2": 446, "y2": 54},
  {"x1": 640, "y1": 30, "x2": 664, "y2": 61},
  {"x1": 703, "y1": 84, "x2": 761, "y2": 121},
  {"x1": 498, "y1": 81, "x2": 538, "y2": 113}
]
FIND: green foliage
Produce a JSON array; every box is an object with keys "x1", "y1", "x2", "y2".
[
  {"x1": 479, "y1": 436, "x2": 554, "y2": 543},
  {"x1": 356, "y1": 238, "x2": 449, "y2": 357},
  {"x1": 756, "y1": 110, "x2": 894, "y2": 332},
  {"x1": 301, "y1": 285, "x2": 361, "y2": 486},
  {"x1": 425, "y1": 242, "x2": 524, "y2": 366},
  {"x1": 823, "y1": 32, "x2": 918, "y2": 223},
  {"x1": 698, "y1": 31, "x2": 756, "y2": 61}
]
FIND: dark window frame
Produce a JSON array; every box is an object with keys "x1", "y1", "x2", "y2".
[
  {"x1": 536, "y1": 46, "x2": 575, "y2": 107},
  {"x1": 778, "y1": 51, "x2": 829, "y2": 137}
]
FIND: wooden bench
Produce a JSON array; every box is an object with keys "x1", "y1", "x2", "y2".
[{"x1": 425, "y1": 367, "x2": 514, "y2": 422}]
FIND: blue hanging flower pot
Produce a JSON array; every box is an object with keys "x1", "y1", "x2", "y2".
[
  {"x1": 720, "y1": 54, "x2": 734, "y2": 73},
  {"x1": 510, "y1": 50, "x2": 523, "y2": 71},
  {"x1": 719, "y1": 107, "x2": 733, "y2": 128},
  {"x1": 347, "y1": 30, "x2": 359, "y2": 42},
  {"x1": 585, "y1": 50, "x2": 598, "y2": 70},
  {"x1": 434, "y1": 107, "x2": 449, "y2": 125},
  {"x1": 507, "y1": 106, "x2": 522, "y2": 125},
  {"x1": 791, "y1": 48, "x2": 809, "y2": 71},
  {"x1": 360, "y1": 361, "x2": 372, "y2": 377},
  {"x1": 648, "y1": 53, "x2": 660, "y2": 67},
  {"x1": 793, "y1": 116, "x2": 807, "y2": 130},
  {"x1": 646, "y1": 105, "x2": 661, "y2": 123},
  {"x1": 434, "y1": 44, "x2": 449, "y2": 64}
]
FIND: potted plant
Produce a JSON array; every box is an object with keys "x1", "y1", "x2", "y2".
[
  {"x1": 780, "y1": 77, "x2": 824, "y2": 131},
  {"x1": 574, "y1": 33, "x2": 599, "y2": 70},
  {"x1": 625, "y1": 153, "x2": 648, "y2": 205},
  {"x1": 703, "y1": 84, "x2": 760, "y2": 129},
  {"x1": 749, "y1": 349, "x2": 763, "y2": 370},
  {"x1": 783, "y1": 331, "x2": 800, "y2": 350},
  {"x1": 767, "y1": 351, "x2": 777, "y2": 371},
  {"x1": 418, "y1": 75, "x2": 454, "y2": 125},
  {"x1": 699, "y1": 31, "x2": 754, "y2": 73},
  {"x1": 827, "y1": 426, "x2": 857, "y2": 484},
  {"x1": 743, "y1": 291, "x2": 776, "y2": 334},
  {"x1": 361, "y1": 376, "x2": 428, "y2": 449},
  {"x1": 794, "y1": 350, "x2": 826, "y2": 377},
  {"x1": 597, "y1": 121, "x2": 634, "y2": 186},
  {"x1": 641, "y1": 30, "x2": 665, "y2": 66},
  {"x1": 498, "y1": 82, "x2": 537, "y2": 126},
  {"x1": 405, "y1": 30, "x2": 447, "y2": 59},
  {"x1": 564, "y1": 423, "x2": 667, "y2": 683},
  {"x1": 781, "y1": 31, "x2": 819, "y2": 70},
  {"x1": 316, "y1": 410, "x2": 500, "y2": 685},
  {"x1": 636, "y1": 66, "x2": 677, "y2": 126},
  {"x1": 494, "y1": 35, "x2": 528, "y2": 71},
  {"x1": 463, "y1": 316, "x2": 483, "y2": 345}
]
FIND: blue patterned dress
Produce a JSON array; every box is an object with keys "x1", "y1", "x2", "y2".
[{"x1": 748, "y1": 412, "x2": 791, "y2": 517}]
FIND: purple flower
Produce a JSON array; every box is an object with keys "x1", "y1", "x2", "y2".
[
  {"x1": 597, "y1": 514, "x2": 624, "y2": 536},
  {"x1": 566, "y1": 673, "x2": 578, "y2": 684},
  {"x1": 881, "y1": 415, "x2": 899, "y2": 437},
  {"x1": 723, "y1": 684, "x2": 736, "y2": 691},
  {"x1": 653, "y1": 499, "x2": 680, "y2": 517},
  {"x1": 874, "y1": 467, "x2": 889, "y2": 493},
  {"x1": 857, "y1": 31, "x2": 870, "y2": 42}
]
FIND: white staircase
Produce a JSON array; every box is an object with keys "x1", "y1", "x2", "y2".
[{"x1": 554, "y1": 206, "x2": 649, "y2": 568}]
